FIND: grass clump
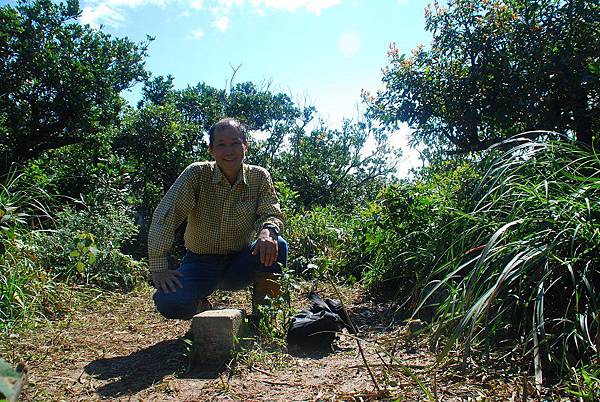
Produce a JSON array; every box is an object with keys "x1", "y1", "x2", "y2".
[
  {"x1": 0, "y1": 171, "x2": 62, "y2": 331},
  {"x1": 417, "y1": 138, "x2": 599, "y2": 383},
  {"x1": 567, "y1": 363, "x2": 600, "y2": 401},
  {"x1": 0, "y1": 170, "x2": 146, "y2": 333}
]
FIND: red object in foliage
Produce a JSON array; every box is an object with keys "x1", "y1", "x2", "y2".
[{"x1": 464, "y1": 244, "x2": 486, "y2": 255}]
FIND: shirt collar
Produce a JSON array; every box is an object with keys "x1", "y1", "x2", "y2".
[{"x1": 212, "y1": 162, "x2": 248, "y2": 186}]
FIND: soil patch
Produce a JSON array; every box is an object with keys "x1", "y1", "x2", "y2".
[{"x1": 1, "y1": 286, "x2": 555, "y2": 401}]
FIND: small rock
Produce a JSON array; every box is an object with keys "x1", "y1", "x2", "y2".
[{"x1": 190, "y1": 309, "x2": 245, "y2": 368}]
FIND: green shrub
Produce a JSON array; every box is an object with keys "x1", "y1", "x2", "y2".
[
  {"x1": 285, "y1": 205, "x2": 359, "y2": 281},
  {"x1": 1, "y1": 162, "x2": 146, "y2": 331},
  {"x1": 417, "y1": 138, "x2": 599, "y2": 381},
  {"x1": 32, "y1": 198, "x2": 146, "y2": 291},
  {"x1": 352, "y1": 160, "x2": 480, "y2": 298}
]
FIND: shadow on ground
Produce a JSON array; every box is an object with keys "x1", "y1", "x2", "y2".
[
  {"x1": 349, "y1": 302, "x2": 406, "y2": 332},
  {"x1": 84, "y1": 338, "x2": 217, "y2": 398},
  {"x1": 287, "y1": 342, "x2": 340, "y2": 359},
  {"x1": 83, "y1": 303, "x2": 404, "y2": 398}
]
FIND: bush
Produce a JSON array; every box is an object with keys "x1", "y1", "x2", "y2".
[
  {"x1": 285, "y1": 205, "x2": 359, "y2": 282},
  {"x1": 351, "y1": 160, "x2": 480, "y2": 298},
  {"x1": 417, "y1": 138, "x2": 600, "y2": 381},
  {"x1": 32, "y1": 197, "x2": 146, "y2": 291},
  {"x1": 0, "y1": 171, "x2": 63, "y2": 330},
  {"x1": 1, "y1": 160, "x2": 146, "y2": 331}
]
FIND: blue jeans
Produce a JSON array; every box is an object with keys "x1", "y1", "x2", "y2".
[{"x1": 153, "y1": 236, "x2": 288, "y2": 319}]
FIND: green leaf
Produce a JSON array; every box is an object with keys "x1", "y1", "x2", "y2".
[
  {"x1": 75, "y1": 261, "x2": 85, "y2": 273},
  {"x1": 69, "y1": 250, "x2": 80, "y2": 257}
]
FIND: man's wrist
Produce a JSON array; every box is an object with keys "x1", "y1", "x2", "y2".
[
  {"x1": 262, "y1": 223, "x2": 280, "y2": 238},
  {"x1": 266, "y1": 227, "x2": 277, "y2": 239},
  {"x1": 259, "y1": 227, "x2": 277, "y2": 240},
  {"x1": 149, "y1": 255, "x2": 169, "y2": 273}
]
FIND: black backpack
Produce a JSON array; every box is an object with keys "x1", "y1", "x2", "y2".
[{"x1": 287, "y1": 292, "x2": 355, "y2": 346}]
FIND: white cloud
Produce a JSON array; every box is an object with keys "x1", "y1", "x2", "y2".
[
  {"x1": 190, "y1": 0, "x2": 203, "y2": 10},
  {"x1": 113, "y1": 0, "x2": 168, "y2": 7},
  {"x1": 188, "y1": 29, "x2": 205, "y2": 39},
  {"x1": 80, "y1": 4, "x2": 125, "y2": 28},
  {"x1": 103, "y1": 0, "x2": 168, "y2": 8},
  {"x1": 218, "y1": 0, "x2": 236, "y2": 8},
  {"x1": 251, "y1": 0, "x2": 341, "y2": 15},
  {"x1": 337, "y1": 30, "x2": 361, "y2": 58},
  {"x1": 209, "y1": 0, "x2": 243, "y2": 15},
  {"x1": 79, "y1": 0, "x2": 344, "y2": 30},
  {"x1": 304, "y1": 0, "x2": 341, "y2": 15},
  {"x1": 212, "y1": 15, "x2": 229, "y2": 32},
  {"x1": 80, "y1": 0, "x2": 170, "y2": 27}
]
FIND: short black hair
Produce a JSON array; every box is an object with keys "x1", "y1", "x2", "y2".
[{"x1": 208, "y1": 117, "x2": 248, "y2": 145}]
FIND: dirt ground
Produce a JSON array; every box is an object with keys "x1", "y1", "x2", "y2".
[{"x1": 2, "y1": 285, "x2": 559, "y2": 401}]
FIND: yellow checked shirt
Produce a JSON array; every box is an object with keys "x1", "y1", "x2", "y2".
[{"x1": 147, "y1": 161, "x2": 284, "y2": 273}]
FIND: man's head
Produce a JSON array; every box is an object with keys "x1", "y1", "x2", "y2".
[
  {"x1": 208, "y1": 118, "x2": 248, "y2": 182},
  {"x1": 208, "y1": 118, "x2": 248, "y2": 146}
]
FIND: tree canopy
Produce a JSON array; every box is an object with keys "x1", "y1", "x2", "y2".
[
  {"x1": 0, "y1": 0, "x2": 149, "y2": 174},
  {"x1": 115, "y1": 76, "x2": 397, "y2": 212},
  {"x1": 367, "y1": 0, "x2": 600, "y2": 155}
]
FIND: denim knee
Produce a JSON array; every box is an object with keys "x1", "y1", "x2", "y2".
[
  {"x1": 277, "y1": 236, "x2": 288, "y2": 267},
  {"x1": 153, "y1": 290, "x2": 197, "y2": 320}
]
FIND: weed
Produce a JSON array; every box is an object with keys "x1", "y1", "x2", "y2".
[
  {"x1": 254, "y1": 268, "x2": 296, "y2": 345},
  {"x1": 567, "y1": 364, "x2": 600, "y2": 401}
]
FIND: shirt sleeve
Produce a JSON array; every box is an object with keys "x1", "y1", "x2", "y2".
[
  {"x1": 254, "y1": 169, "x2": 285, "y2": 235},
  {"x1": 148, "y1": 164, "x2": 199, "y2": 272}
]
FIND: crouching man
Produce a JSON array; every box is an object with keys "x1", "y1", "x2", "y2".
[{"x1": 148, "y1": 117, "x2": 287, "y2": 319}]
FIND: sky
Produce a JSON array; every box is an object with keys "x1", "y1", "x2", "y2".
[{"x1": 9, "y1": 0, "x2": 434, "y2": 175}]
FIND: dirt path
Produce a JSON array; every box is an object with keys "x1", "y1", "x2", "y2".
[{"x1": 3, "y1": 286, "x2": 533, "y2": 401}]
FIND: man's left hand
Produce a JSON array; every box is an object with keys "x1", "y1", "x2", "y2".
[{"x1": 252, "y1": 228, "x2": 278, "y2": 267}]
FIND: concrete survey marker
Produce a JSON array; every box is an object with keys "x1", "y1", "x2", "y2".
[
  {"x1": 190, "y1": 308, "x2": 246, "y2": 367},
  {"x1": 0, "y1": 358, "x2": 25, "y2": 402}
]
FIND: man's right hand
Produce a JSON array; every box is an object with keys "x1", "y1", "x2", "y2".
[{"x1": 151, "y1": 270, "x2": 184, "y2": 294}]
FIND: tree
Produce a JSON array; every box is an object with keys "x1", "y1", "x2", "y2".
[
  {"x1": 116, "y1": 74, "x2": 399, "y2": 216},
  {"x1": 272, "y1": 119, "x2": 400, "y2": 209},
  {"x1": 117, "y1": 103, "x2": 199, "y2": 209},
  {"x1": 0, "y1": 0, "x2": 149, "y2": 174},
  {"x1": 366, "y1": 0, "x2": 600, "y2": 156}
]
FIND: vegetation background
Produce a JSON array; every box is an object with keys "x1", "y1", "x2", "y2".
[{"x1": 1, "y1": 0, "x2": 598, "y2": 398}]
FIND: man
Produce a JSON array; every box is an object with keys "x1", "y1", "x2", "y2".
[{"x1": 148, "y1": 117, "x2": 287, "y2": 319}]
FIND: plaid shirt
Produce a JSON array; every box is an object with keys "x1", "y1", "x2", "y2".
[{"x1": 148, "y1": 161, "x2": 284, "y2": 272}]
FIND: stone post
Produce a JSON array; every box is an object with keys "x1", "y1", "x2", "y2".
[{"x1": 190, "y1": 309, "x2": 246, "y2": 368}]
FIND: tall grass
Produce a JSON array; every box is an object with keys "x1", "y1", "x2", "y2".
[
  {"x1": 417, "y1": 138, "x2": 599, "y2": 383},
  {"x1": 0, "y1": 171, "x2": 58, "y2": 331},
  {"x1": 0, "y1": 168, "x2": 146, "y2": 332}
]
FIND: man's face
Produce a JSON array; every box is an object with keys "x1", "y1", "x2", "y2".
[{"x1": 209, "y1": 127, "x2": 248, "y2": 175}]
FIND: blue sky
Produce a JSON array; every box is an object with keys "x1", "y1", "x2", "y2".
[{"x1": 11, "y1": 0, "x2": 434, "y2": 174}]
